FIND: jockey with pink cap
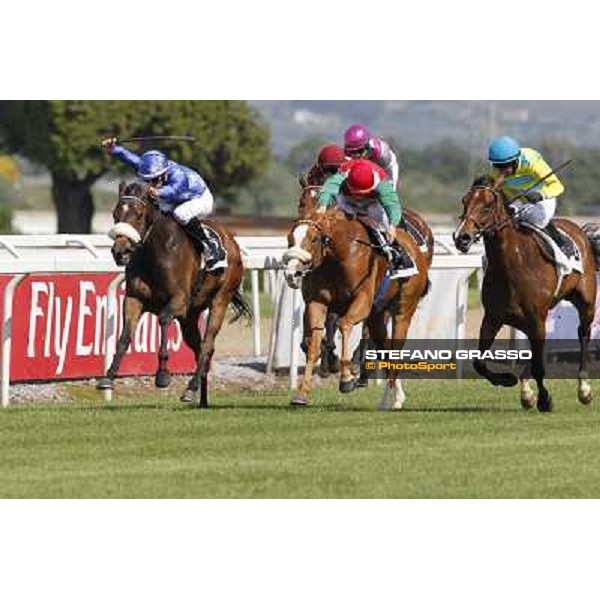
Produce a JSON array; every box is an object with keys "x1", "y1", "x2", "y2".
[{"x1": 343, "y1": 124, "x2": 400, "y2": 189}]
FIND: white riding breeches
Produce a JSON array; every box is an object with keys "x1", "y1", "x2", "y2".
[
  {"x1": 162, "y1": 189, "x2": 214, "y2": 226},
  {"x1": 510, "y1": 197, "x2": 556, "y2": 229},
  {"x1": 336, "y1": 195, "x2": 390, "y2": 231}
]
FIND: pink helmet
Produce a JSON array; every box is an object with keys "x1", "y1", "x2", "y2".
[{"x1": 344, "y1": 124, "x2": 371, "y2": 153}]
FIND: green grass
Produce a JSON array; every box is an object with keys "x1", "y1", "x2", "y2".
[{"x1": 1, "y1": 379, "x2": 600, "y2": 498}]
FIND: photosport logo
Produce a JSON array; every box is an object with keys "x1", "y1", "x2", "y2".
[{"x1": 358, "y1": 339, "x2": 600, "y2": 380}]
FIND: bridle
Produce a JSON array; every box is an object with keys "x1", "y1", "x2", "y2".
[
  {"x1": 456, "y1": 185, "x2": 513, "y2": 243},
  {"x1": 115, "y1": 193, "x2": 158, "y2": 246}
]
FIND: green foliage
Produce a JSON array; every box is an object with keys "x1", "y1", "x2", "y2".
[
  {"x1": 232, "y1": 159, "x2": 300, "y2": 217},
  {"x1": 285, "y1": 134, "x2": 328, "y2": 174},
  {"x1": 0, "y1": 101, "x2": 270, "y2": 193}
]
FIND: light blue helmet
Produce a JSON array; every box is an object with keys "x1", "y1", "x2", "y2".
[
  {"x1": 488, "y1": 136, "x2": 521, "y2": 165},
  {"x1": 138, "y1": 150, "x2": 169, "y2": 180}
]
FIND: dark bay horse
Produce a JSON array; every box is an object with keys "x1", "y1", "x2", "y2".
[
  {"x1": 296, "y1": 179, "x2": 434, "y2": 379},
  {"x1": 454, "y1": 175, "x2": 599, "y2": 412},
  {"x1": 96, "y1": 181, "x2": 250, "y2": 407},
  {"x1": 283, "y1": 209, "x2": 429, "y2": 408}
]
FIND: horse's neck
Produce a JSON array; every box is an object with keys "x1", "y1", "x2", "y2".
[{"x1": 485, "y1": 224, "x2": 529, "y2": 273}]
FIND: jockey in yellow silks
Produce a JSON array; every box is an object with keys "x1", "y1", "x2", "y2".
[{"x1": 488, "y1": 136, "x2": 574, "y2": 254}]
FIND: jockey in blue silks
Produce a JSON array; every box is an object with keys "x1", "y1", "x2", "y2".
[{"x1": 101, "y1": 138, "x2": 227, "y2": 271}]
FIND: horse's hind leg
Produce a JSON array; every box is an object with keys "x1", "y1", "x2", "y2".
[
  {"x1": 96, "y1": 297, "x2": 143, "y2": 390},
  {"x1": 178, "y1": 310, "x2": 203, "y2": 404},
  {"x1": 569, "y1": 291, "x2": 595, "y2": 405},
  {"x1": 194, "y1": 294, "x2": 231, "y2": 408},
  {"x1": 473, "y1": 313, "x2": 518, "y2": 388}
]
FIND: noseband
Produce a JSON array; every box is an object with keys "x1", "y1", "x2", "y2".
[{"x1": 110, "y1": 193, "x2": 157, "y2": 246}]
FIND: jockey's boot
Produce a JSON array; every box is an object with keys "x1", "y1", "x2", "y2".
[
  {"x1": 371, "y1": 227, "x2": 418, "y2": 280},
  {"x1": 545, "y1": 221, "x2": 577, "y2": 258},
  {"x1": 183, "y1": 218, "x2": 228, "y2": 272}
]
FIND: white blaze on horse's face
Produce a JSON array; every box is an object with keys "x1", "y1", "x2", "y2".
[{"x1": 282, "y1": 224, "x2": 313, "y2": 289}]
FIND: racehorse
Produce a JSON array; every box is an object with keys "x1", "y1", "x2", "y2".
[
  {"x1": 454, "y1": 175, "x2": 600, "y2": 412},
  {"x1": 96, "y1": 181, "x2": 250, "y2": 407},
  {"x1": 296, "y1": 177, "x2": 434, "y2": 379},
  {"x1": 283, "y1": 209, "x2": 430, "y2": 408}
]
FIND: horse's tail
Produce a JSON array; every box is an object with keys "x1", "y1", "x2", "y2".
[
  {"x1": 229, "y1": 286, "x2": 253, "y2": 324},
  {"x1": 582, "y1": 222, "x2": 600, "y2": 270}
]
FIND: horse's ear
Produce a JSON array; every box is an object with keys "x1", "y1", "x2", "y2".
[
  {"x1": 118, "y1": 180, "x2": 126, "y2": 195},
  {"x1": 298, "y1": 173, "x2": 308, "y2": 188},
  {"x1": 492, "y1": 173, "x2": 505, "y2": 191}
]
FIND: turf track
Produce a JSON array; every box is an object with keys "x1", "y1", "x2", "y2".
[{"x1": 1, "y1": 379, "x2": 600, "y2": 498}]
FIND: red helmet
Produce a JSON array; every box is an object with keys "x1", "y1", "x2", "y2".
[
  {"x1": 346, "y1": 161, "x2": 380, "y2": 196},
  {"x1": 317, "y1": 144, "x2": 345, "y2": 169}
]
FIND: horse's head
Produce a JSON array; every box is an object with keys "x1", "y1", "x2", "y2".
[
  {"x1": 282, "y1": 215, "x2": 335, "y2": 289},
  {"x1": 109, "y1": 181, "x2": 157, "y2": 266},
  {"x1": 454, "y1": 175, "x2": 507, "y2": 253},
  {"x1": 296, "y1": 178, "x2": 322, "y2": 220}
]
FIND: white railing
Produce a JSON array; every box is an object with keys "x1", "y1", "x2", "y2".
[{"x1": 0, "y1": 234, "x2": 484, "y2": 406}]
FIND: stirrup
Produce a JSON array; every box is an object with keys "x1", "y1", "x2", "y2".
[{"x1": 389, "y1": 266, "x2": 419, "y2": 280}]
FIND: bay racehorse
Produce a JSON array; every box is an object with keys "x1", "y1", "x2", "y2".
[
  {"x1": 296, "y1": 178, "x2": 434, "y2": 380},
  {"x1": 454, "y1": 175, "x2": 600, "y2": 412},
  {"x1": 96, "y1": 181, "x2": 250, "y2": 407},
  {"x1": 283, "y1": 208, "x2": 430, "y2": 408}
]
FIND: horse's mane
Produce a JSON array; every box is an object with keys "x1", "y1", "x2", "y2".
[
  {"x1": 121, "y1": 180, "x2": 147, "y2": 197},
  {"x1": 472, "y1": 174, "x2": 496, "y2": 188}
]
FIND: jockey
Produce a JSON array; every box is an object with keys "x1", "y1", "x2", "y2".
[
  {"x1": 305, "y1": 144, "x2": 346, "y2": 186},
  {"x1": 488, "y1": 136, "x2": 574, "y2": 255},
  {"x1": 344, "y1": 124, "x2": 400, "y2": 189},
  {"x1": 317, "y1": 158, "x2": 417, "y2": 279},
  {"x1": 101, "y1": 138, "x2": 227, "y2": 271}
]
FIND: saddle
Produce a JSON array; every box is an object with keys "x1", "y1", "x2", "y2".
[{"x1": 519, "y1": 221, "x2": 582, "y2": 290}]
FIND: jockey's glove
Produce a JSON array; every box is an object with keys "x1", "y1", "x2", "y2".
[{"x1": 525, "y1": 191, "x2": 544, "y2": 204}]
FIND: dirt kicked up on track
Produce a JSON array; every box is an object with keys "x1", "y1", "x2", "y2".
[{"x1": 2, "y1": 378, "x2": 600, "y2": 498}]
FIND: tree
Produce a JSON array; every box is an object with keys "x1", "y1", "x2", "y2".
[
  {"x1": 285, "y1": 135, "x2": 328, "y2": 175},
  {"x1": 0, "y1": 101, "x2": 270, "y2": 232}
]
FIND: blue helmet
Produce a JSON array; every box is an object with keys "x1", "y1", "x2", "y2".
[
  {"x1": 488, "y1": 136, "x2": 521, "y2": 165},
  {"x1": 138, "y1": 150, "x2": 169, "y2": 180}
]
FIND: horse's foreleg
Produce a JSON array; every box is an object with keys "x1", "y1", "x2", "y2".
[
  {"x1": 338, "y1": 299, "x2": 371, "y2": 394},
  {"x1": 529, "y1": 332, "x2": 552, "y2": 413},
  {"x1": 293, "y1": 302, "x2": 327, "y2": 406},
  {"x1": 155, "y1": 306, "x2": 175, "y2": 388},
  {"x1": 96, "y1": 297, "x2": 143, "y2": 390},
  {"x1": 474, "y1": 313, "x2": 518, "y2": 388}
]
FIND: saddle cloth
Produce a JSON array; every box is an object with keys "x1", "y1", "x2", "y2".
[{"x1": 520, "y1": 221, "x2": 582, "y2": 280}]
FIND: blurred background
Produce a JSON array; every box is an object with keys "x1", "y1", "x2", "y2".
[{"x1": 1, "y1": 100, "x2": 600, "y2": 235}]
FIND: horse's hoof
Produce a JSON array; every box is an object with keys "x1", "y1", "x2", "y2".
[
  {"x1": 96, "y1": 377, "x2": 113, "y2": 390},
  {"x1": 318, "y1": 363, "x2": 331, "y2": 378},
  {"x1": 493, "y1": 373, "x2": 519, "y2": 388},
  {"x1": 180, "y1": 389, "x2": 196, "y2": 404},
  {"x1": 328, "y1": 355, "x2": 341, "y2": 374},
  {"x1": 520, "y1": 393, "x2": 536, "y2": 410},
  {"x1": 339, "y1": 379, "x2": 356, "y2": 394},
  {"x1": 155, "y1": 371, "x2": 171, "y2": 389},
  {"x1": 290, "y1": 395, "x2": 308, "y2": 407},
  {"x1": 537, "y1": 394, "x2": 553, "y2": 413},
  {"x1": 578, "y1": 381, "x2": 594, "y2": 405}
]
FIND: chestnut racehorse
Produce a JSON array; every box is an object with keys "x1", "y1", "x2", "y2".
[
  {"x1": 454, "y1": 175, "x2": 600, "y2": 412},
  {"x1": 96, "y1": 181, "x2": 250, "y2": 407},
  {"x1": 296, "y1": 180, "x2": 434, "y2": 380},
  {"x1": 283, "y1": 209, "x2": 429, "y2": 408}
]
